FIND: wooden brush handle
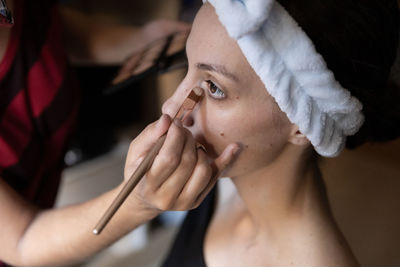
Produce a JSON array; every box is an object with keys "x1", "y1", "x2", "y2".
[{"x1": 93, "y1": 135, "x2": 167, "y2": 235}]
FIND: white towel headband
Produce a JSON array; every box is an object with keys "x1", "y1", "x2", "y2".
[{"x1": 203, "y1": 0, "x2": 365, "y2": 157}]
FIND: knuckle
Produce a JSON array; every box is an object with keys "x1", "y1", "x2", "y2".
[
  {"x1": 181, "y1": 151, "x2": 197, "y2": 166},
  {"x1": 158, "y1": 153, "x2": 180, "y2": 169},
  {"x1": 156, "y1": 154, "x2": 169, "y2": 167},
  {"x1": 197, "y1": 164, "x2": 212, "y2": 179},
  {"x1": 168, "y1": 154, "x2": 181, "y2": 168},
  {"x1": 156, "y1": 197, "x2": 174, "y2": 211}
]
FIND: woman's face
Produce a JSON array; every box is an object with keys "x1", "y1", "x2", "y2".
[{"x1": 162, "y1": 3, "x2": 293, "y2": 177}]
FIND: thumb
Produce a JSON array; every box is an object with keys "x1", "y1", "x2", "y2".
[
  {"x1": 192, "y1": 143, "x2": 241, "y2": 208},
  {"x1": 212, "y1": 143, "x2": 241, "y2": 178}
]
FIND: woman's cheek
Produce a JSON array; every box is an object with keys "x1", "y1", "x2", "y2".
[{"x1": 208, "y1": 126, "x2": 243, "y2": 160}]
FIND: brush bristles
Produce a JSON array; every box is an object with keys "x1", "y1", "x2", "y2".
[{"x1": 188, "y1": 87, "x2": 204, "y2": 103}]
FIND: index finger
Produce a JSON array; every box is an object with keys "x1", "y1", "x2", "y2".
[
  {"x1": 127, "y1": 115, "x2": 171, "y2": 160},
  {"x1": 211, "y1": 143, "x2": 241, "y2": 178}
]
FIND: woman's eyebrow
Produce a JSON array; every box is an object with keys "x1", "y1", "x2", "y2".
[{"x1": 195, "y1": 63, "x2": 239, "y2": 82}]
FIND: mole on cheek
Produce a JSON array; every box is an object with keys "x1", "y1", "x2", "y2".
[{"x1": 220, "y1": 133, "x2": 225, "y2": 137}]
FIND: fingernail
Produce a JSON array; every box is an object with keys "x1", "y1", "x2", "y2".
[
  {"x1": 231, "y1": 144, "x2": 241, "y2": 157},
  {"x1": 196, "y1": 143, "x2": 207, "y2": 152}
]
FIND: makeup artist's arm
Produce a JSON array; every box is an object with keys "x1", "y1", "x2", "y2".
[
  {"x1": 0, "y1": 115, "x2": 238, "y2": 266},
  {"x1": 58, "y1": 6, "x2": 189, "y2": 65}
]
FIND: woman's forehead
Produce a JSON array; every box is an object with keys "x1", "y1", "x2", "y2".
[
  {"x1": 188, "y1": 4, "x2": 233, "y2": 52},
  {"x1": 187, "y1": 4, "x2": 254, "y2": 79}
]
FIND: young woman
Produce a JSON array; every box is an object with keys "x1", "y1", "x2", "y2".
[{"x1": 160, "y1": 0, "x2": 400, "y2": 266}]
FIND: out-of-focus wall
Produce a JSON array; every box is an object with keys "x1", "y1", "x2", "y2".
[
  {"x1": 61, "y1": 0, "x2": 181, "y2": 25},
  {"x1": 322, "y1": 139, "x2": 400, "y2": 267}
]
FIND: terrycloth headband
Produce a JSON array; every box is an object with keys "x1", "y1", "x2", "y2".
[{"x1": 203, "y1": 0, "x2": 365, "y2": 157}]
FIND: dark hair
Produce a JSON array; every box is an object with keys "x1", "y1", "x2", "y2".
[{"x1": 278, "y1": 0, "x2": 400, "y2": 148}]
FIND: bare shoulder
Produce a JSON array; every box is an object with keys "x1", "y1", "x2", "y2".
[{"x1": 281, "y1": 217, "x2": 360, "y2": 267}]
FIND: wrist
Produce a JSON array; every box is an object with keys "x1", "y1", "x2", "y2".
[{"x1": 116, "y1": 183, "x2": 161, "y2": 224}]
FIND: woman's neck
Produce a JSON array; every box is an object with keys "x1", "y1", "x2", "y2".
[
  {"x1": 213, "y1": 146, "x2": 359, "y2": 266},
  {"x1": 229, "y1": 145, "x2": 328, "y2": 234}
]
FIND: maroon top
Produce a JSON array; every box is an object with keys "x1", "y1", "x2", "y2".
[{"x1": 0, "y1": 0, "x2": 79, "y2": 262}]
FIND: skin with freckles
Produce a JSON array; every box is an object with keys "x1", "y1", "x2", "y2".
[{"x1": 162, "y1": 3, "x2": 360, "y2": 267}]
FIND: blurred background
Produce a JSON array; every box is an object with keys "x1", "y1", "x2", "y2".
[{"x1": 55, "y1": 0, "x2": 400, "y2": 266}]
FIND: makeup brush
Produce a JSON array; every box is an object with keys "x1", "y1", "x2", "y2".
[{"x1": 93, "y1": 87, "x2": 204, "y2": 235}]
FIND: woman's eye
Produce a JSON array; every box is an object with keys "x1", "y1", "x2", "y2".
[{"x1": 206, "y1": 80, "x2": 225, "y2": 99}]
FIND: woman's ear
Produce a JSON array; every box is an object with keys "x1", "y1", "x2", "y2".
[{"x1": 288, "y1": 125, "x2": 310, "y2": 146}]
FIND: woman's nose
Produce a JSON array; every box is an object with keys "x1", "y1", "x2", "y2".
[
  {"x1": 161, "y1": 90, "x2": 199, "y2": 127},
  {"x1": 161, "y1": 97, "x2": 179, "y2": 118}
]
